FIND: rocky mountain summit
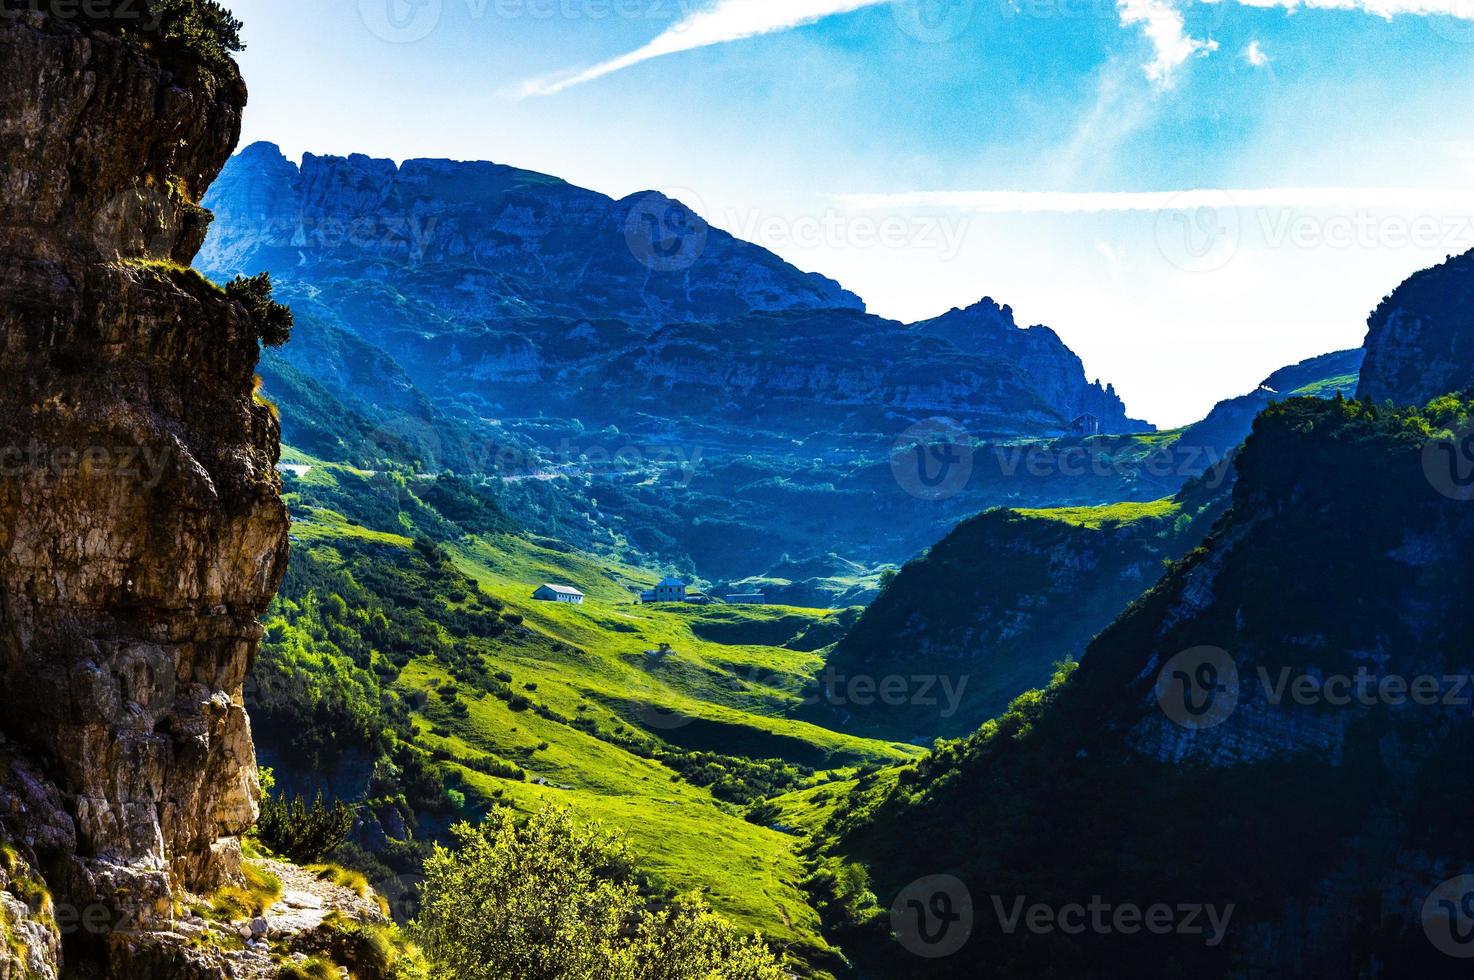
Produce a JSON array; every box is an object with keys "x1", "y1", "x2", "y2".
[
  {"x1": 0, "y1": 11, "x2": 361, "y2": 978},
  {"x1": 1359, "y1": 248, "x2": 1474, "y2": 406},
  {"x1": 909, "y1": 299, "x2": 1147, "y2": 432}
]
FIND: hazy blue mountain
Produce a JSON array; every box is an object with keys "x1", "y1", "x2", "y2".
[
  {"x1": 199, "y1": 143, "x2": 1158, "y2": 597},
  {"x1": 199, "y1": 141, "x2": 864, "y2": 324},
  {"x1": 1175, "y1": 347, "x2": 1364, "y2": 451}
]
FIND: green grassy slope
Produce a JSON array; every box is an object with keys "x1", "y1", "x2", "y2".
[
  {"x1": 256, "y1": 452, "x2": 919, "y2": 977},
  {"x1": 811, "y1": 474, "x2": 1232, "y2": 741}
]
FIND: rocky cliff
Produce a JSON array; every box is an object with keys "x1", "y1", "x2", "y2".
[
  {"x1": 1358, "y1": 248, "x2": 1474, "y2": 406},
  {"x1": 826, "y1": 391, "x2": 1474, "y2": 977},
  {"x1": 0, "y1": 10, "x2": 289, "y2": 977}
]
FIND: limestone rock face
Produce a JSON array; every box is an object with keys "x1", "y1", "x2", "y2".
[{"x1": 0, "y1": 11, "x2": 287, "y2": 975}]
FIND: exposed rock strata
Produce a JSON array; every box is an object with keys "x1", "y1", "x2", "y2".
[{"x1": 0, "y1": 11, "x2": 289, "y2": 976}]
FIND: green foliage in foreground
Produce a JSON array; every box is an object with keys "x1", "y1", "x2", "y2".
[
  {"x1": 416, "y1": 807, "x2": 786, "y2": 980},
  {"x1": 257, "y1": 793, "x2": 356, "y2": 865}
]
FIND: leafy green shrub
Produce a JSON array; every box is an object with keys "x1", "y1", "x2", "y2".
[
  {"x1": 801, "y1": 858, "x2": 881, "y2": 932},
  {"x1": 415, "y1": 807, "x2": 785, "y2": 980},
  {"x1": 308, "y1": 915, "x2": 428, "y2": 980},
  {"x1": 257, "y1": 793, "x2": 356, "y2": 865},
  {"x1": 148, "y1": 0, "x2": 243, "y2": 77},
  {"x1": 227, "y1": 272, "x2": 294, "y2": 347}
]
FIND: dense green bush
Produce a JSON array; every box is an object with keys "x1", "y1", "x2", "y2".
[
  {"x1": 415, "y1": 807, "x2": 785, "y2": 980},
  {"x1": 257, "y1": 793, "x2": 356, "y2": 865}
]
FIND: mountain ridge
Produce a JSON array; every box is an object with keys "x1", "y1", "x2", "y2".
[{"x1": 196, "y1": 140, "x2": 1159, "y2": 594}]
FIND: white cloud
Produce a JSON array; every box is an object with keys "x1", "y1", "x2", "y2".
[
  {"x1": 1246, "y1": 39, "x2": 1270, "y2": 66},
  {"x1": 1222, "y1": 0, "x2": 1474, "y2": 18},
  {"x1": 834, "y1": 187, "x2": 1474, "y2": 213},
  {"x1": 518, "y1": 0, "x2": 896, "y2": 98},
  {"x1": 1116, "y1": 0, "x2": 1218, "y2": 84}
]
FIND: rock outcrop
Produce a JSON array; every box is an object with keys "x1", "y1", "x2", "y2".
[
  {"x1": 1358, "y1": 248, "x2": 1474, "y2": 406},
  {"x1": 908, "y1": 299, "x2": 1150, "y2": 433},
  {"x1": 0, "y1": 10, "x2": 288, "y2": 976}
]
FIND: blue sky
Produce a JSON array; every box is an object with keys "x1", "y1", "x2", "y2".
[{"x1": 228, "y1": 0, "x2": 1474, "y2": 426}]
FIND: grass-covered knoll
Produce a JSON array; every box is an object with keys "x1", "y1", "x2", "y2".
[
  {"x1": 255, "y1": 450, "x2": 916, "y2": 977},
  {"x1": 1012, "y1": 496, "x2": 1180, "y2": 529},
  {"x1": 817, "y1": 394, "x2": 1474, "y2": 978}
]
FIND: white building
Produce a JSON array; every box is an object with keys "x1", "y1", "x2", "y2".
[
  {"x1": 641, "y1": 577, "x2": 689, "y2": 603},
  {"x1": 532, "y1": 584, "x2": 585, "y2": 605}
]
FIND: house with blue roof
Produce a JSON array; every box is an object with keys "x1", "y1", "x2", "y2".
[{"x1": 640, "y1": 577, "x2": 689, "y2": 603}]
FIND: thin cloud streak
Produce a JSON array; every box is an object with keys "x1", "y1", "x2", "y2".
[
  {"x1": 1224, "y1": 0, "x2": 1474, "y2": 17},
  {"x1": 515, "y1": 0, "x2": 1474, "y2": 98},
  {"x1": 834, "y1": 188, "x2": 1474, "y2": 213},
  {"x1": 518, "y1": 0, "x2": 897, "y2": 97}
]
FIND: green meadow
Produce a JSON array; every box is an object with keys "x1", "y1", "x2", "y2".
[{"x1": 268, "y1": 453, "x2": 921, "y2": 976}]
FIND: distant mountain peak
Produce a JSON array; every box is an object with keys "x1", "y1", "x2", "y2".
[{"x1": 909, "y1": 298, "x2": 1150, "y2": 433}]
